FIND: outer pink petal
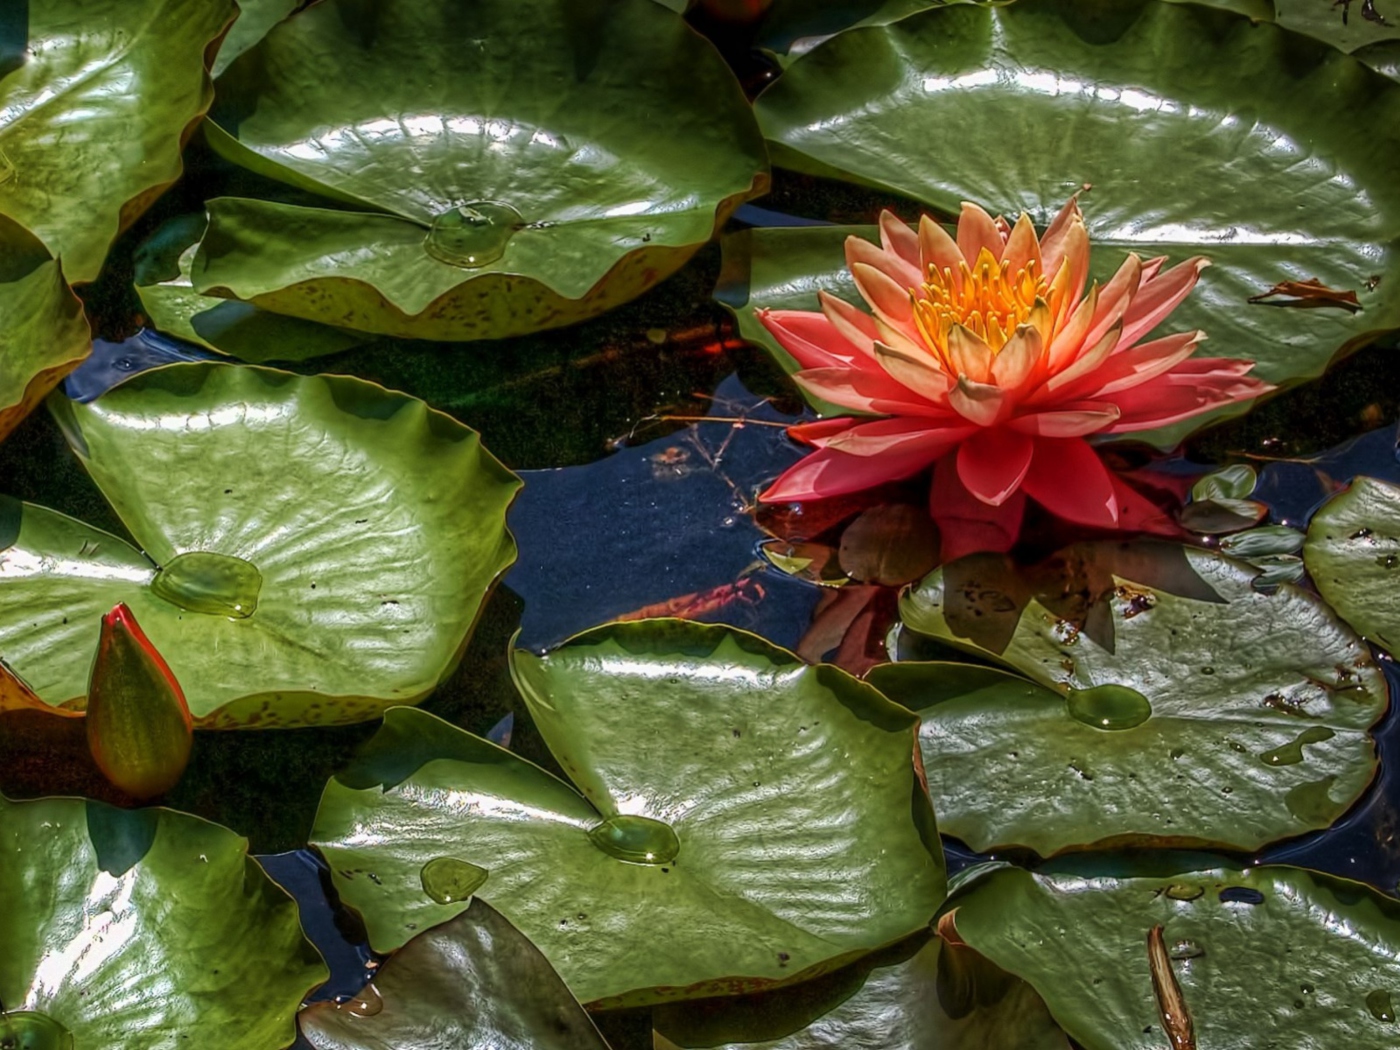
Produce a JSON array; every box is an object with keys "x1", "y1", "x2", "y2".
[
  {"x1": 1021, "y1": 437, "x2": 1119, "y2": 528},
  {"x1": 1045, "y1": 284, "x2": 1100, "y2": 373},
  {"x1": 793, "y1": 366, "x2": 949, "y2": 418},
  {"x1": 787, "y1": 417, "x2": 857, "y2": 446},
  {"x1": 1000, "y1": 213, "x2": 1042, "y2": 276},
  {"x1": 761, "y1": 432, "x2": 964, "y2": 502},
  {"x1": 822, "y1": 416, "x2": 976, "y2": 456},
  {"x1": 758, "y1": 309, "x2": 861, "y2": 369},
  {"x1": 847, "y1": 234, "x2": 921, "y2": 294},
  {"x1": 1033, "y1": 319, "x2": 1122, "y2": 401},
  {"x1": 1103, "y1": 367, "x2": 1271, "y2": 432},
  {"x1": 1007, "y1": 402, "x2": 1121, "y2": 437},
  {"x1": 1084, "y1": 253, "x2": 1142, "y2": 350},
  {"x1": 879, "y1": 210, "x2": 923, "y2": 274},
  {"x1": 956, "y1": 427, "x2": 1035, "y2": 505},
  {"x1": 818, "y1": 291, "x2": 880, "y2": 360},
  {"x1": 931, "y1": 453, "x2": 1026, "y2": 559},
  {"x1": 1119, "y1": 257, "x2": 1209, "y2": 347},
  {"x1": 852, "y1": 261, "x2": 917, "y2": 330},
  {"x1": 1038, "y1": 196, "x2": 1082, "y2": 276},
  {"x1": 1070, "y1": 330, "x2": 1204, "y2": 398}
]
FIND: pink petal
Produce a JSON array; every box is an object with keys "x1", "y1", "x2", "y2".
[
  {"x1": 1074, "y1": 330, "x2": 1204, "y2": 398},
  {"x1": 758, "y1": 309, "x2": 860, "y2": 369},
  {"x1": 787, "y1": 417, "x2": 857, "y2": 445},
  {"x1": 931, "y1": 453, "x2": 1026, "y2": 559},
  {"x1": 989, "y1": 324, "x2": 1044, "y2": 392},
  {"x1": 847, "y1": 233, "x2": 921, "y2": 294},
  {"x1": 872, "y1": 341, "x2": 955, "y2": 402},
  {"x1": 762, "y1": 431, "x2": 963, "y2": 502},
  {"x1": 948, "y1": 375, "x2": 1005, "y2": 426},
  {"x1": 1039, "y1": 196, "x2": 1084, "y2": 284},
  {"x1": 823, "y1": 416, "x2": 976, "y2": 456},
  {"x1": 1000, "y1": 213, "x2": 1042, "y2": 277},
  {"x1": 956, "y1": 427, "x2": 1034, "y2": 505},
  {"x1": 1045, "y1": 284, "x2": 1100, "y2": 372},
  {"x1": 1119, "y1": 256, "x2": 1208, "y2": 347},
  {"x1": 794, "y1": 366, "x2": 949, "y2": 418},
  {"x1": 1034, "y1": 318, "x2": 1122, "y2": 400},
  {"x1": 818, "y1": 291, "x2": 879, "y2": 360},
  {"x1": 1103, "y1": 367, "x2": 1271, "y2": 432},
  {"x1": 1007, "y1": 402, "x2": 1121, "y2": 437},
  {"x1": 851, "y1": 261, "x2": 916, "y2": 329},
  {"x1": 879, "y1": 210, "x2": 922, "y2": 274},
  {"x1": 919, "y1": 215, "x2": 963, "y2": 286},
  {"x1": 1084, "y1": 253, "x2": 1142, "y2": 350},
  {"x1": 956, "y1": 202, "x2": 1006, "y2": 266},
  {"x1": 946, "y1": 323, "x2": 993, "y2": 383},
  {"x1": 1021, "y1": 437, "x2": 1119, "y2": 528}
]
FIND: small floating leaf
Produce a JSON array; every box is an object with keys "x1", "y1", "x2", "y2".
[{"x1": 85, "y1": 603, "x2": 193, "y2": 799}]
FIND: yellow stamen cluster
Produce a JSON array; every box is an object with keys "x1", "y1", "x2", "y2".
[{"x1": 911, "y1": 248, "x2": 1058, "y2": 362}]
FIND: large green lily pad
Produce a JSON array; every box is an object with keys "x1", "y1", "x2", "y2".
[
  {"x1": 299, "y1": 898, "x2": 610, "y2": 1050},
  {"x1": 134, "y1": 215, "x2": 366, "y2": 363},
  {"x1": 751, "y1": 0, "x2": 1400, "y2": 446},
  {"x1": 1274, "y1": 0, "x2": 1400, "y2": 57},
  {"x1": 943, "y1": 860, "x2": 1400, "y2": 1050},
  {"x1": 654, "y1": 928, "x2": 1070, "y2": 1050},
  {"x1": 0, "y1": 363, "x2": 520, "y2": 728},
  {"x1": 894, "y1": 542, "x2": 1389, "y2": 852},
  {"x1": 213, "y1": 0, "x2": 300, "y2": 77},
  {"x1": 1304, "y1": 475, "x2": 1400, "y2": 653},
  {"x1": 0, "y1": 216, "x2": 89, "y2": 443},
  {"x1": 194, "y1": 0, "x2": 768, "y2": 341},
  {"x1": 0, "y1": 0, "x2": 236, "y2": 282},
  {"x1": 312, "y1": 620, "x2": 946, "y2": 1008},
  {"x1": 0, "y1": 794, "x2": 327, "y2": 1048}
]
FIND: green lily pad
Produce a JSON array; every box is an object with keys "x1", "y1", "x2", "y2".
[
  {"x1": 751, "y1": 0, "x2": 1400, "y2": 446},
  {"x1": 0, "y1": 794, "x2": 327, "y2": 1048},
  {"x1": 1304, "y1": 475, "x2": 1400, "y2": 653},
  {"x1": 299, "y1": 897, "x2": 610, "y2": 1050},
  {"x1": 194, "y1": 0, "x2": 768, "y2": 341},
  {"x1": 134, "y1": 215, "x2": 366, "y2": 363},
  {"x1": 0, "y1": 0, "x2": 236, "y2": 282},
  {"x1": 894, "y1": 542, "x2": 1389, "y2": 852},
  {"x1": 0, "y1": 362, "x2": 520, "y2": 728},
  {"x1": 0, "y1": 216, "x2": 89, "y2": 443},
  {"x1": 654, "y1": 928, "x2": 1069, "y2": 1050},
  {"x1": 213, "y1": 0, "x2": 300, "y2": 77},
  {"x1": 311, "y1": 620, "x2": 946, "y2": 1008},
  {"x1": 943, "y1": 861, "x2": 1400, "y2": 1050}
]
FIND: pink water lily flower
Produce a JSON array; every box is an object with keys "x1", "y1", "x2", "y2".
[{"x1": 757, "y1": 198, "x2": 1271, "y2": 559}]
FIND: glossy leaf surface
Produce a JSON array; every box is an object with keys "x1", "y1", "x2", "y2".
[
  {"x1": 213, "y1": 0, "x2": 300, "y2": 76},
  {"x1": 1273, "y1": 0, "x2": 1400, "y2": 56},
  {"x1": 945, "y1": 861, "x2": 1400, "y2": 1050},
  {"x1": 299, "y1": 898, "x2": 610, "y2": 1050},
  {"x1": 134, "y1": 215, "x2": 365, "y2": 363},
  {"x1": 0, "y1": 217, "x2": 89, "y2": 443},
  {"x1": 0, "y1": 795, "x2": 326, "y2": 1048},
  {"x1": 654, "y1": 929, "x2": 1069, "y2": 1050},
  {"x1": 85, "y1": 603, "x2": 193, "y2": 799},
  {"x1": 312, "y1": 621, "x2": 946, "y2": 1007},
  {"x1": 752, "y1": 1, "x2": 1400, "y2": 445},
  {"x1": 0, "y1": 363, "x2": 519, "y2": 727},
  {"x1": 0, "y1": 0, "x2": 235, "y2": 282},
  {"x1": 896, "y1": 543, "x2": 1388, "y2": 852},
  {"x1": 1305, "y1": 475, "x2": 1400, "y2": 652},
  {"x1": 196, "y1": 0, "x2": 768, "y2": 340}
]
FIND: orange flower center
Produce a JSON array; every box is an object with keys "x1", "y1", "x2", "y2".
[{"x1": 911, "y1": 247, "x2": 1059, "y2": 357}]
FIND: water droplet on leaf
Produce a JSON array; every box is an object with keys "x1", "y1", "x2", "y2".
[
  {"x1": 419, "y1": 856, "x2": 488, "y2": 904},
  {"x1": 1066, "y1": 683, "x2": 1152, "y2": 731},
  {"x1": 1284, "y1": 776, "x2": 1338, "y2": 823},
  {"x1": 151, "y1": 551, "x2": 262, "y2": 619},
  {"x1": 1366, "y1": 989, "x2": 1396, "y2": 1022},
  {"x1": 347, "y1": 983, "x2": 384, "y2": 1018},
  {"x1": 425, "y1": 201, "x2": 522, "y2": 268},
  {"x1": 588, "y1": 814, "x2": 680, "y2": 865}
]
